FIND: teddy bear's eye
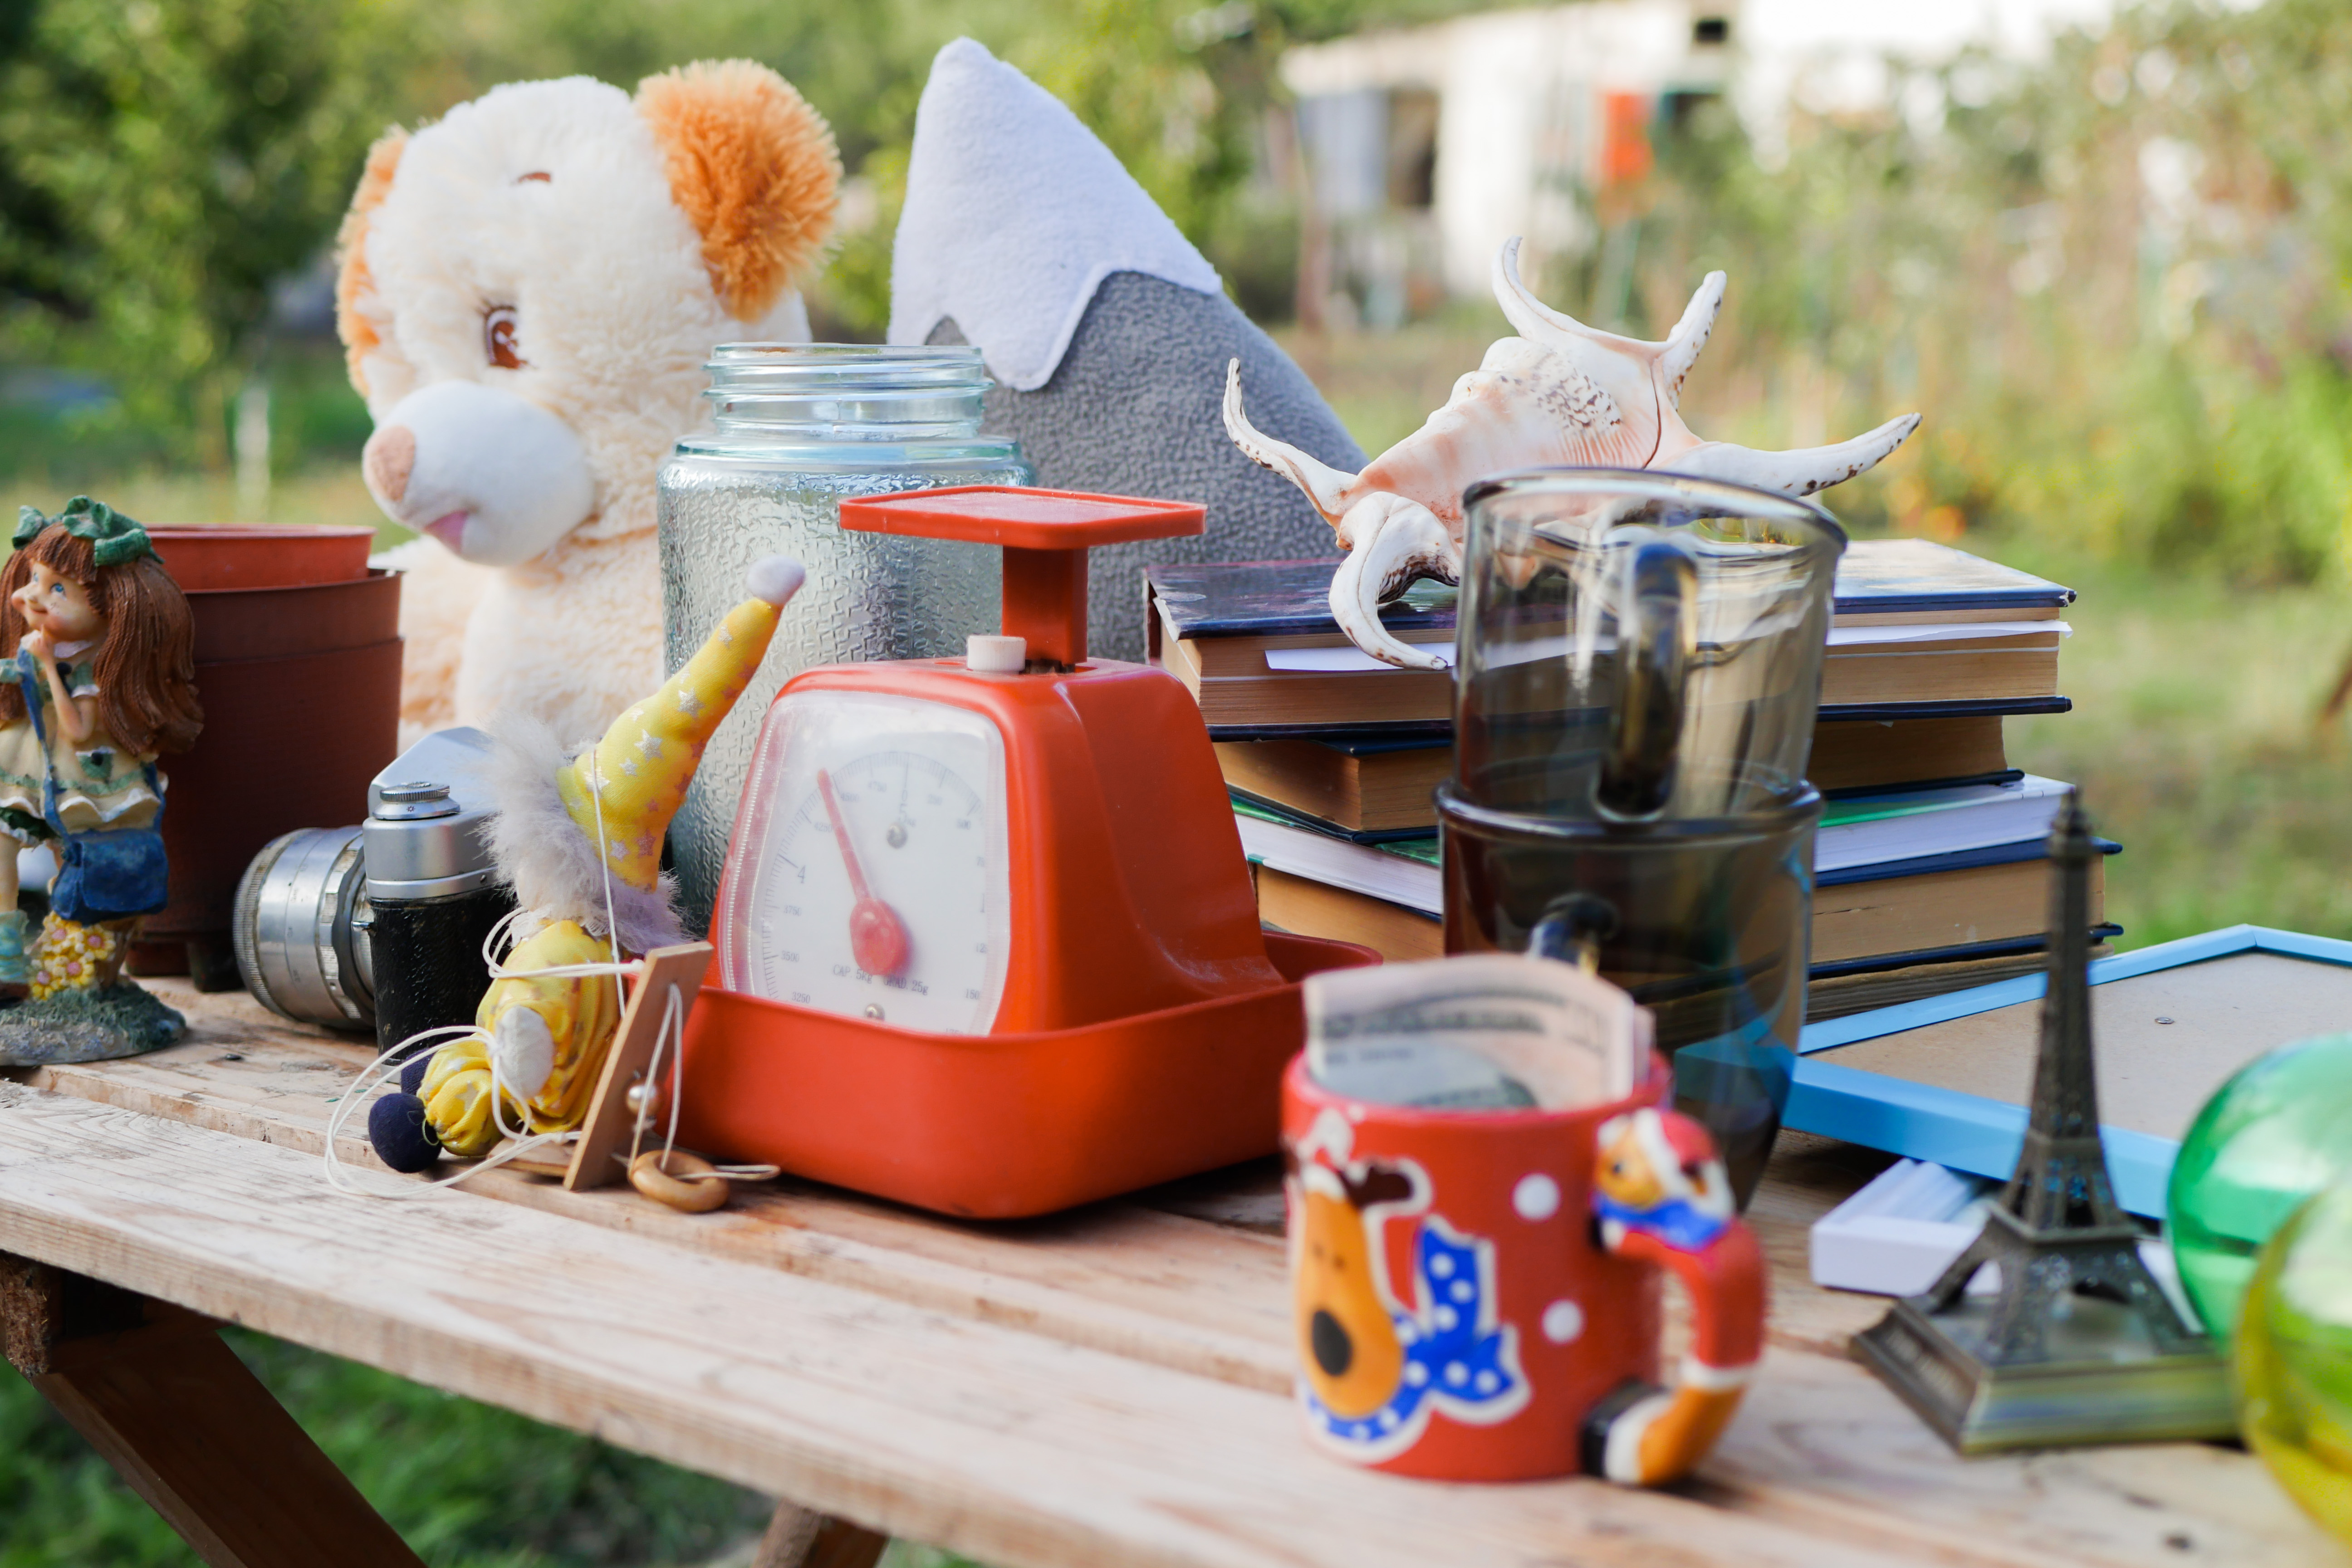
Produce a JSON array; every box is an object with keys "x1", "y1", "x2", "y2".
[{"x1": 485, "y1": 305, "x2": 525, "y2": 370}]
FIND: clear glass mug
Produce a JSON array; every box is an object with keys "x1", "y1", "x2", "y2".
[
  {"x1": 1440, "y1": 470, "x2": 1844, "y2": 1207},
  {"x1": 1450, "y1": 469, "x2": 1845, "y2": 823}
]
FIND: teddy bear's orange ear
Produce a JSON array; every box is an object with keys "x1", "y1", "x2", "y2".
[
  {"x1": 638, "y1": 61, "x2": 841, "y2": 323},
  {"x1": 335, "y1": 127, "x2": 408, "y2": 396}
]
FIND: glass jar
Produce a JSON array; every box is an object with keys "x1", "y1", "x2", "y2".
[{"x1": 658, "y1": 344, "x2": 1032, "y2": 929}]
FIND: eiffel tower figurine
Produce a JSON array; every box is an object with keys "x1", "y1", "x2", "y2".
[{"x1": 1852, "y1": 793, "x2": 2236, "y2": 1451}]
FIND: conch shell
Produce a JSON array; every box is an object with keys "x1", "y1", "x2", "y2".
[{"x1": 1224, "y1": 237, "x2": 1921, "y2": 669}]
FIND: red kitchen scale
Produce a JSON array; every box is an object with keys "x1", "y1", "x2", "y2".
[{"x1": 676, "y1": 486, "x2": 1377, "y2": 1218}]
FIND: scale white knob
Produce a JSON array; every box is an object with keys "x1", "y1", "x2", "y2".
[{"x1": 966, "y1": 634, "x2": 1026, "y2": 673}]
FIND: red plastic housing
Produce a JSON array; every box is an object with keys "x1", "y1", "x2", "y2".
[
  {"x1": 681, "y1": 931, "x2": 1375, "y2": 1218},
  {"x1": 678, "y1": 484, "x2": 1382, "y2": 1216}
]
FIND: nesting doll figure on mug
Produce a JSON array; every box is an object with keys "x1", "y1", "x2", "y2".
[{"x1": 0, "y1": 499, "x2": 201, "y2": 1004}]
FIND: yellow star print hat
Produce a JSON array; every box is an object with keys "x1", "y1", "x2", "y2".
[
  {"x1": 485, "y1": 556, "x2": 804, "y2": 955},
  {"x1": 555, "y1": 555, "x2": 806, "y2": 894}
]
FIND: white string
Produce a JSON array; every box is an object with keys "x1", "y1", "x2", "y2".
[
  {"x1": 325, "y1": 757, "x2": 632, "y2": 1198},
  {"x1": 626, "y1": 981, "x2": 686, "y2": 1172},
  {"x1": 620, "y1": 979, "x2": 777, "y2": 1186},
  {"x1": 320, "y1": 1024, "x2": 573, "y2": 1198}
]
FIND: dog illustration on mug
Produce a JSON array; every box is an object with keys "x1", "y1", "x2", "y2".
[
  {"x1": 1284, "y1": 1117, "x2": 1529, "y2": 1459},
  {"x1": 1291, "y1": 1154, "x2": 1416, "y2": 1417}
]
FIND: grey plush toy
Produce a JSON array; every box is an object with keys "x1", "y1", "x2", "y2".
[{"x1": 893, "y1": 40, "x2": 1360, "y2": 662}]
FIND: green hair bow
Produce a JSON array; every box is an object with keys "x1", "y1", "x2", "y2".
[{"x1": 13, "y1": 496, "x2": 155, "y2": 567}]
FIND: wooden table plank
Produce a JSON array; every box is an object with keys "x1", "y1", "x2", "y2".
[
  {"x1": 0, "y1": 1081, "x2": 1921, "y2": 1568},
  {"x1": 1707, "y1": 1348, "x2": 2341, "y2": 1568},
  {"x1": 8, "y1": 1015, "x2": 1298, "y2": 1394},
  {"x1": 5, "y1": 981, "x2": 2338, "y2": 1568}
]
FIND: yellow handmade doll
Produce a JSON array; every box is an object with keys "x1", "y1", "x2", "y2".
[
  {"x1": 0, "y1": 500, "x2": 201, "y2": 1000},
  {"x1": 370, "y1": 557, "x2": 803, "y2": 1169}
]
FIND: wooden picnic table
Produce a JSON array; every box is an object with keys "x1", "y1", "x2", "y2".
[{"x1": 0, "y1": 977, "x2": 2338, "y2": 1568}]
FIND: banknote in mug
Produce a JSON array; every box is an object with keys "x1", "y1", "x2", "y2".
[{"x1": 1303, "y1": 952, "x2": 1651, "y2": 1111}]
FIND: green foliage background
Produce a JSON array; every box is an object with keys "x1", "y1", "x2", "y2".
[
  {"x1": 7, "y1": 0, "x2": 2350, "y2": 589},
  {"x1": 1619, "y1": 0, "x2": 2352, "y2": 587},
  {"x1": 0, "y1": 0, "x2": 1498, "y2": 455}
]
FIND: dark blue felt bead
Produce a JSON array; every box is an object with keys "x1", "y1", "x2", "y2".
[
  {"x1": 369, "y1": 1092, "x2": 441, "y2": 1173},
  {"x1": 398, "y1": 1052, "x2": 428, "y2": 1095}
]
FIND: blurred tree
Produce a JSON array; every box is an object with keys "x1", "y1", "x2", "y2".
[
  {"x1": 0, "y1": 0, "x2": 82, "y2": 325},
  {"x1": 1632, "y1": 0, "x2": 2352, "y2": 583},
  {"x1": 0, "y1": 0, "x2": 409, "y2": 467},
  {"x1": 0, "y1": 0, "x2": 1520, "y2": 458}
]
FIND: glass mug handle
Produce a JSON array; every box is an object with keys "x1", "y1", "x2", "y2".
[
  {"x1": 1580, "y1": 1106, "x2": 1768, "y2": 1486},
  {"x1": 1595, "y1": 540, "x2": 1697, "y2": 819}
]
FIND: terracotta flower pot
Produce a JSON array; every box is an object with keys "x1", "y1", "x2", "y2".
[
  {"x1": 148, "y1": 524, "x2": 375, "y2": 592},
  {"x1": 127, "y1": 527, "x2": 403, "y2": 988}
]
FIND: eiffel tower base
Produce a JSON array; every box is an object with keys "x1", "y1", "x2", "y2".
[{"x1": 1854, "y1": 1295, "x2": 2237, "y2": 1453}]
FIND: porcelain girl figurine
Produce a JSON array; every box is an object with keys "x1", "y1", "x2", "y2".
[{"x1": 0, "y1": 499, "x2": 201, "y2": 999}]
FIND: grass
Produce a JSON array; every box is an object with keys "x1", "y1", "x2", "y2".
[
  {"x1": 1994, "y1": 544, "x2": 2352, "y2": 951},
  {"x1": 0, "y1": 1331, "x2": 774, "y2": 1568},
  {"x1": 4, "y1": 463, "x2": 404, "y2": 548}
]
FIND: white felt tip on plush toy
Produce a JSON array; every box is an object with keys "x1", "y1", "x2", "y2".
[
  {"x1": 489, "y1": 1005, "x2": 557, "y2": 1101},
  {"x1": 746, "y1": 555, "x2": 806, "y2": 607}
]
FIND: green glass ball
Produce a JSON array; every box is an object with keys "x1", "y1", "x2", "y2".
[
  {"x1": 2169, "y1": 1032, "x2": 2352, "y2": 1337},
  {"x1": 2235, "y1": 1184, "x2": 2352, "y2": 1545}
]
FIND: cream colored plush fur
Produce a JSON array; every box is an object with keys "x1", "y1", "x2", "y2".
[{"x1": 338, "y1": 65, "x2": 838, "y2": 749}]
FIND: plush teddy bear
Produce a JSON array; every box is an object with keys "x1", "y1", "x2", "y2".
[{"x1": 336, "y1": 62, "x2": 839, "y2": 748}]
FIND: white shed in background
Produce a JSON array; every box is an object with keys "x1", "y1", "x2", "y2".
[
  {"x1": 1281, "y1": 0, "x2": 2120, "y2": 315},
  {"x1": 1284, "y1": 1, "x2": 1728, "y2": 303}
]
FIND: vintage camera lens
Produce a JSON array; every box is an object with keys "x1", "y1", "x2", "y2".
[
  {"x1": 232, "y1": 728, "x2": 511, "y2": 1052},
  {"x1": 233, "y1": 825, "x2": 376, "y2": 1029}
]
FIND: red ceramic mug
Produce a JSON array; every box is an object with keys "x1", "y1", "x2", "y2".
[{"x1": 1281, "y1": 1052, "x2": 1767, "y2": 1485}]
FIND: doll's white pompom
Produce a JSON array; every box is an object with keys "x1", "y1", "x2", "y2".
[{"x1": 746, "y1": 555, "x2": 806, "y2": 607}]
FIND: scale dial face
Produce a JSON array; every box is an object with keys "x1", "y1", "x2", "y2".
[{"x1": 719, "y1": 690, "x2": 1012, "y2": 1034}]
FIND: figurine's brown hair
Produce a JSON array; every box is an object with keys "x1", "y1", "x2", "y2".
[{"x1": 0, "y1": 525, "x2": 203, "y2": 756}]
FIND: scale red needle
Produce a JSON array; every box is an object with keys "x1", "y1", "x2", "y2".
[{"x1": 818, "y1": 768, "x2": 910, "y2": 978}]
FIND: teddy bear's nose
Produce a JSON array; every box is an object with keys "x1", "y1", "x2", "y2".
[{"x1": 364, "y1": 425, "x2": 417, "y2": 504}]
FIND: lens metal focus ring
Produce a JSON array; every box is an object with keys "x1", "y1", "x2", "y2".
[{"x1": 233, "y1": 826, "x2": 375, "y2": 1029}]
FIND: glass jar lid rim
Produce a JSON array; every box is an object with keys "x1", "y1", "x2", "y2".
[{"x1": 708, "y1": 342, "x2": 987, "y2": 367}]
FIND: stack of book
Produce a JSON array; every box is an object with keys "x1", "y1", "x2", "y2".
[{"x1": 1149, "y1": 538, "x2": 2117, "y2": 1020}]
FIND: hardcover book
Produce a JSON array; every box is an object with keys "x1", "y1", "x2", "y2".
[
  {"x1": 1148, "y1": 540, "x2": 2073, "y2": 732},
  {"x1": 1216, "y1": 714, "x2": 2018, "y2": 834}
]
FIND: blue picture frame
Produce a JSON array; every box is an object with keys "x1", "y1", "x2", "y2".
[{"x1": 1787, "y1": 925, "x2": 2352, "y2": 1219}]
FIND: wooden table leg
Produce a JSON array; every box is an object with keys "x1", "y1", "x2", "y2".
[
  {"x1": 753, "y1": 1500, "x2": 891, "y2": 1568},
  {"x1": 0, "y1": 1251, "x2": 426, "y2": 1568}
]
